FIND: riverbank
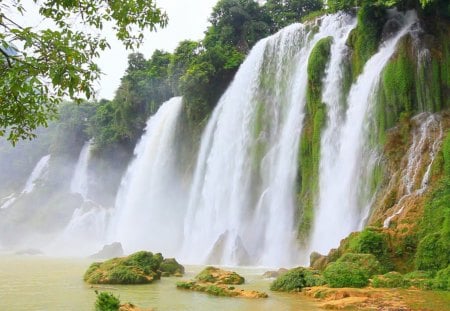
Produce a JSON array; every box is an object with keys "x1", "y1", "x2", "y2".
[{"x1": 303, "y1": 286, "x2": 450, "y2": 310}]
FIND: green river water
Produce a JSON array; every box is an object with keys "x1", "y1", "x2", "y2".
[{"x1": 0, "y1": 256, "x2": 321, "y2": 311}]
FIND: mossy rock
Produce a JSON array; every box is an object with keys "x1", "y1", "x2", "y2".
[
  {"x1": 195, "y1": 266, "x2": 244, "y2": 285},
  {"x1": 160, "y1": 258, "x2": 184, "y2": 277},
  {"x1": 270, "y1": 267, "x2": 325, "y2": 292},
  {"x1": 177, "y1": 267, "x2": 266, "y2": 298},
  {"x1": 84, "y1": 251, "x2": 184, "y2": 284},
  {"x1": 176, "y1": 281, "x2": 268, "y2": 298},
  {"x1": 372, "y1": 272, "x2": 408, "y2": 288}
]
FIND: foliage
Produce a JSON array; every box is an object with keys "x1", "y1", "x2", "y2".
[
  {"x1": 0, "y1": 0, "x2": 167, "y2": 143},
  {"x1": 95, "y1": 292, "x2": 120, "y2": 311},
  {"x1": 323, "y1": 261, "x2": 369, "y2": 288},
  {"x1": 415, "y1": 232, "x2": 450, "y2": 271},
  {"x1": 89, "y1": 51, "x2": 174, "y2": 150},
  {"x1": 195, "y1": 266, "x2": 245, "y2": 285},
  {"x1": 298, "y1": 36, "x2": 332, "y2": 239},
  {"x1": 347, "y1": 3, "x2": 386, "y2": 79},
  {"x1": 348, "y1": 228, "x2": 391, "y2": 271},
  {"x1": 433, "y1": 265, "x2": 450, "y2": 290},
  {"x1": 84, "y1": 251, "x2": 183, "y2": 284},
  {"x1": 270, "y1": 267, "x2": 325, "y2": 291},
  {"x1": 372, "y1": 272, "x2": 408, "y2": 288},
  {"x1": 263, "y1": 0, "x2": 323, "y2": 31},
  {"x1": 323, "y1": 253, "x2": 383, "y2": 288}
]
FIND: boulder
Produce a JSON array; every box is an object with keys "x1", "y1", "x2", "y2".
[
  {"x1": 90, "y1": 242, "x2": 124, "y2": 259},
  {"x1": 84, "y1": 251, "x2": 184, "y2": 285}
]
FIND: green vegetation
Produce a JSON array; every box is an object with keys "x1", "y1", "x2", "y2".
[
  {"x1": 347, "y1": 3, "x2": 386, "y2": 80},
  {"x1": 372, "y1": 271, "x2": 408, "y2": 288},
  {"x1": 95, "y1": 292, "x2": 120, "y2": 311},
  {"x1": 270, "y1": 267, "x2": 325, "y2": 291},
  {"x1": 196, "y1": 266, "x2": 245, "y2": 285},
  {"x1": 177, "y1": 266, "x2": 267, "y2": 298},
  {"x1": 84, "y1": 251, "x2": 184, "y2": 284},
  {"x1": 323, "y1": 253, "x2": 383, "y2": 288},
  {"x1": 434, "y1": 265, "x2": 450, "y2": 290},
  {"x1": 323, "y1": 261, "x2": 370, "y2": 288},
  {"x1": 0, "y1": 0, "x2": 167, "y2": 143},
  {"x1": 298, "y1": 36, "x2": 332, "y2": 240}
]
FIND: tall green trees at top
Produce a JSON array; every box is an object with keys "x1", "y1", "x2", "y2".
[
  {"x1": 0, "y1": 0, "x2": 167, "y2": 143},
  {"x1": 264, "y1": 0, "x2": 323, "y2": 30}
]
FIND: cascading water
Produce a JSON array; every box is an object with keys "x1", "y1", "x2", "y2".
[
  {"x1": 70, "y1": 140, "x2": 92, "y2": 200},
  {"x1": 383, "y1": 113, "x2": 443, "y2": 228},
  {"x1": 309, "y1": 10, "x2": 418, "y2": 255},
  {"x1": 181, "y1": 13, "x2": 356, "y2": 267},
  {"x1": 110, "y1": 97, "x2": 185, "y2": 257},
  {"x1": 0, "y1": 154, "x2": 51, "y2": 209},
  {"x1": 22, "y1": 154, "x2": 51, "y2": 194},
  {"x1": 50, "y1": 140, "x2": 111, "y2": 256}
]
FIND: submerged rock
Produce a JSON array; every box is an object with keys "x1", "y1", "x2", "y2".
[
  {"x1": 84, "y1": 251, "x2": 184, "y2": 284},
  {"x1": 262, "y1": 268, "x2": 288, "y2": 278},
  {"x1": 90, "y1": 242, "x2": 124, "y2": 259},
  {"x1": 176, "y1": 266, "x2": 268, "y2": 299}
]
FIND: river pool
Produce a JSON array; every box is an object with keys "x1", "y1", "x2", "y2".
[{"x1": 0, "y1": 256, "x2": 321, "y2": 310}]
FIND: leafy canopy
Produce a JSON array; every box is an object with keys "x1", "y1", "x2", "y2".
[{"x1": 0, "y1": 0, "x2": 167, "y2": 143}]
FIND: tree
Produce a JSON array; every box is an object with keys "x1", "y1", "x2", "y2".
[
  {"x1": 264, "y1": 0, "x2": 323, "y2": 31},
  {"x1": 0, "y1": 0, "x2": 167, "y2": 144}
]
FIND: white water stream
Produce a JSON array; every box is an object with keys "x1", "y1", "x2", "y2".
[
  {"x1": 181, "y1": 13, "x2": 357, "y2": 267},
  {"x1": 110, "y1": 97, "x2": 185, "y2": 257},
  {"x1": 309, "y1": 11, "x2": 418, "y2": 255},
  {"x1": 70, "y1": 140, "x2": 92, "y2": 200}
]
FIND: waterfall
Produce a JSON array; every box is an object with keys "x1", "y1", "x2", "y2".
[
  {"x1": 383, "y1": 113, "x2": 443, "y2": 228},
  {"x1": 70, "y1": 140, "x2": 92, "y2": 200},
  {"x1": 110, "y1": 97, "x2": 185, "y2": 257},
  {"x1": 309, "y1": 11, "x2": 418, "y2": 255},
  {"x1": 49, "y1": 201, "x2": 112, "y2": 256},
  {"x1": 22, "y1": 154, "x2": 51, "y2": 194},
  {"x1": 0, "y1": 154, "x2": 52, "y2": 209},
  {"x1": 181, "y1": 13, "x2": 356, "y2": 267}
]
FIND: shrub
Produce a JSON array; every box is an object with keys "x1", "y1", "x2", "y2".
[
  {"x1": 323, "y1": 261, "x2": 369, "y2": 288},
  {"x1": 415, "y1": 233, "x2": 449, "y2": 271},
  {"x1": 323, "y1": 253, "x2": 383, "y2": 288},
  {"x1": 95, "y1": 292, "x2": 120, "y2": 311},
  {"x1": 433, "y1": 265, "x2": 450, "y2": 290},
  {"x1": 403, "y1": 271, "x2": 435, "y2": 290},
  {"x1": 372, "y1": 272, "x2": 408, "y2": 288},
  {"x1": 337, "y1": 253, "x2": 383, "y2": 277},
  {"x1": 348, "y1": 228, "x2": 391, "y2": 270},
  {"x1": 270, "y1": 267, "x2": 325, "y2": 292}
]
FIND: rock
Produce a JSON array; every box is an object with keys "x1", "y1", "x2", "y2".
[
  {"x1": 310, "y1": 251, "x2": 328, "y2": 271},
  {"x1": 196, "y1": 266, "x2": 244, "y2": 285},
  {"x1": 206, "y1": 231, "x2": 250, "y2": 265},
  {"x1": 176, "y1": 266, "x2": 268, "y2": 299},
  {"x1": 90, "y1": 242, "x2": 124, "y2": 259},
  {"x1": 84, "y1": 251, "x2": 184, "y2": 285},
  {"x1": 119, "y1": 303, "x2": 153, "y2": 311},
  {"x1": 159, "y1": 258, "x2": 184, "y2": 276},
  {"x1": 262, "y1": 268, "x2": 288, "y2": 278}
]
